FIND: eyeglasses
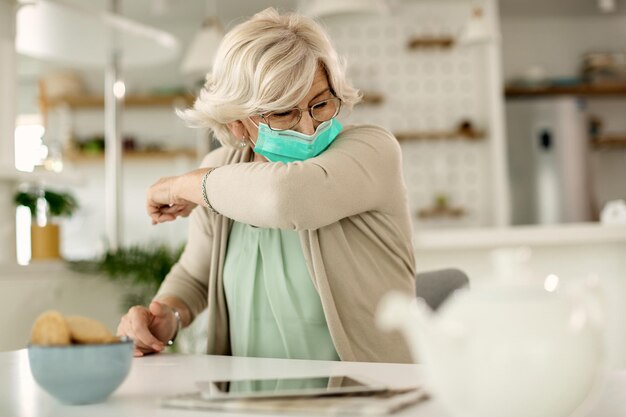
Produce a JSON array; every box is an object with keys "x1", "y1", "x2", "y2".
[{"x1": 259, "y1": 97, "x2": 342, "y2": 131}]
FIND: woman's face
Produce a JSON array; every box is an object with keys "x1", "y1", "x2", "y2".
[{"x1": 233, "y1": 66, "x2": 334, "y2": 150}]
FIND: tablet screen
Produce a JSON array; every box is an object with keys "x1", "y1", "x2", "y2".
[{"x1": 197, "y1": 375, "x2": 387, "y2": 400}]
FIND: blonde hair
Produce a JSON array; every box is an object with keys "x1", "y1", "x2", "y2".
[{"x1": 179, "y1": 7, "x2": 361, "y2": 147}]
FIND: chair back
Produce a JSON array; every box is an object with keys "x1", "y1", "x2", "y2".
[{"x1": 415, "y1": 268, "x2": 469, "y2": 311}]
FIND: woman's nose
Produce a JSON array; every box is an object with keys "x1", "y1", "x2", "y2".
[{"x1": 294, "y1": 111, "x2": 316, "y2": 135}]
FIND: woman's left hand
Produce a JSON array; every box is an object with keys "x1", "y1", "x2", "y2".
[{"x1": 147, "y1": 176, "x2": 197, "y2": 224}]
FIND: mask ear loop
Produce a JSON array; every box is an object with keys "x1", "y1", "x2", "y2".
[{"x1": 247, "y1": 116, "x2": 260, "y2": 148}]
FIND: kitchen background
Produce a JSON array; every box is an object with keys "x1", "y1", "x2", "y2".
[{"x1": 1, "y1": 0, "x2": 625, "y2": 362}]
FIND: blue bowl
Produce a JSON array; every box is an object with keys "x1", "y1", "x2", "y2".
[{"x1": 28, "y1": 339, "x2": 133, "y2": 405}]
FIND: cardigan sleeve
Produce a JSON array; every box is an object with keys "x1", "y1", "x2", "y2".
[{"x1": 205, "y1": 125, "x2": 404, "y2": 230}]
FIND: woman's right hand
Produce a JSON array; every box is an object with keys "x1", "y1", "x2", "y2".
[
  {"x1": 116, "y1": 301, "x2": 178, "y2": 357},
  {"x1": 147, "y1": 175, "x2": 197, "y2": 225}
]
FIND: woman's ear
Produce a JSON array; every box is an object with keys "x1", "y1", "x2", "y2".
[{"x1": 227, "y1": 120, "x2": 246, "y2": 139}]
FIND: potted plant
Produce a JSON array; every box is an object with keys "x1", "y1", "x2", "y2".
[
  {"x1": 68, "y1": 244, "x2": 184, "y2": 311},
  {"x1": 14, "y1": 188, "x2": 78, "y2": 260}
]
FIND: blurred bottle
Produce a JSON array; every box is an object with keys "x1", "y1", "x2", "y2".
[{"x1": 31, "y1": 189, "x2": 61, "y2": 260}]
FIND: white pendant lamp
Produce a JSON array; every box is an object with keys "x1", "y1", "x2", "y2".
[
  {"x1": 300, "y1": 0, "x2": 390, "y2": 18},
  {"x1": 180, "y1": 0, "x2": 223, "y2": 77},
  {"x1": 16, "y1": 0, "x2": 179, "y2": 67},
  {"x1": 180, "y1": 17, "x2": 223, "y2": 76}
]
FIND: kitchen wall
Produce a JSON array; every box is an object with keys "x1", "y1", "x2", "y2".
[
  {"x1": 324, "y1": 0, "x2": 508, "y2": 229},
  {"x1": 501, "y1": 15, "x2": 626, "y2": 81}
]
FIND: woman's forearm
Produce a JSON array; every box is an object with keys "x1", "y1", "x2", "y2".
[{"x1": 174, "y1": 168, "x2": 210, "y2": 208}]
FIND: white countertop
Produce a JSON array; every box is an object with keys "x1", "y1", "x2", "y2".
[
  {"x1": 414, "y1": 222, "x2": 626, "y2": 250},
  {"x1": 2, "y1": 350, "x2": 626, "y2": 417},
  {"x1": 1, "y1": 350, "x2": 436, "y2": 417}
]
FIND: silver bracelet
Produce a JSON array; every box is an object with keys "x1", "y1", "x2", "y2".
[
  {"x1": 167, "y1": 307, "x2": 181, "y2": 346},
  {"x1": 201, "y1": 168, "x2": 218, "y2": 214}
]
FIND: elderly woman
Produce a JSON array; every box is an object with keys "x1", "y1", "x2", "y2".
[{"x1": 117, "y1": 8, "x2": 416, "y2": 363}]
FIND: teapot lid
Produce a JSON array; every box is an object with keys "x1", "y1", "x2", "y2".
[{"x1": 490, "y1": 247, "x2": 532, "y2": 285}]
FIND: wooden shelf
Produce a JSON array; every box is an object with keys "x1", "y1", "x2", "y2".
[
  {"x1": 417, "y1": 206, "x2": 466, "y2": 219},
  {"x1": 505, "y1": 83, "x2": 626, "y2": 98},
  {"x1": 407, "y1": 36, "x2": 454, "y2": 50},
  {"x1": 394, "y1": 130, "x2": 485, "y2": 142},
  {"x1": 43, "y1": 93, "x2": 195, "y2": 110},
  {"x1": 592, "y1": 135, "x2": 626, "y2": 149},
  {"x1": 359, "y1": 92, "x2": 384, "y2": 105},
  {"x1": 65, "y1": 149, "x2": 197, "y2": 162}
]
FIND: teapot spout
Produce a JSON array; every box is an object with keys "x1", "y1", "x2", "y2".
[{"x1": 377, "y1": 291, "x2": 433, "y2": 362}]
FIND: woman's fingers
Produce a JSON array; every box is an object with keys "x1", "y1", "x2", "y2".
[
  {"x1": 150, "y1": 209, "x2": 195, "y2": 224},
  {"x1": 178, "y1": 205, "x2": 195, "y2": 218},
  {"x1": 147, "y1": 205, "x2": 176, "y2": 224},
  {"x1": 146, "y1": 179, "x2": 170, "y2": 220},
  {"x1": 147, "y1": 177, "x2": 175, "y2": 207},
  {"x1": 148, "y1": 200, "x2": 196, "y2": 225},
  {"x1": 147, "y1": 302, "x2": 176, "y2": 343},
  {"x1": 118, "y1": 306, "x2": 164, "y2": 354},
  {"x1": 156, "y1": 213, "x2": 177, "y2": 222},
  {"x1": 160, "y1": 205, "x2": 183, "y2": 214},
  {"x1": 130, "y1": 314, "x2": 164, "y2": 352},
  {"x1": 117, "y1": 314, "x2": 148, "y2": 356},
  {"x1": 149, "y1": 300, "x2": 170, "y2": 319}
]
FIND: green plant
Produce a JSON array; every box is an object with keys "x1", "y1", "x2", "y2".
[
  {"x1": 14, "y1": 189, "x2": 78, "y2": 218},
  {"x1": 68, "y1": 244, "x2": 184, "y2": 311}
]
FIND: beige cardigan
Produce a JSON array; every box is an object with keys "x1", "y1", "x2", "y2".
[{"x1": 155, "y1": 124, "x2": 416, "y2": 363}]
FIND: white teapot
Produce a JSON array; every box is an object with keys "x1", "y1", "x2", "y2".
[{"x1": 378, "y1": 262, "x2": 606, "y2": 417}]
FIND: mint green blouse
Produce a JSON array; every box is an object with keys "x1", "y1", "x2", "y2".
[{"x1": 223, "y1": 222, "x2": 339, "y2": 361}]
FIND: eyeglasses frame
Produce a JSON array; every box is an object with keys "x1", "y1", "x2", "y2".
[{"x1": 257, "y1": 96, "x2": 342, "y2": 131}]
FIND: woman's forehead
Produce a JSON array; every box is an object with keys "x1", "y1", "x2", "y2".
[
  {"x1": 305, "y1": 67, "x2": 330, "y2": 97},
  {"x1": 312, "y1": 66, "x2": 329, "y2": 87}
]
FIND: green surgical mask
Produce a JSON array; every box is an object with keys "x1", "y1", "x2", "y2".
[{"x1": 251, "y1": 118, "x2": 343, "y2": 163}]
